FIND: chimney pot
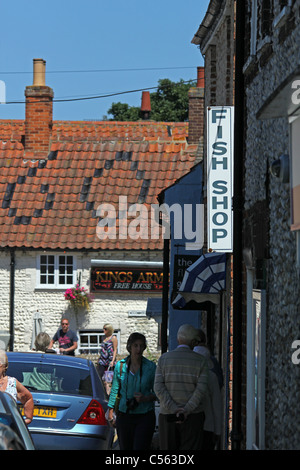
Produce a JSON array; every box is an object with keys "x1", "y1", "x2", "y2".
[
  {"x1": 141, "y1": 91, "x2": 151, "y2": 120},
  {"x1": 32, "y1": 58, "x2": 46, "y2": 86},
  {"x1": 197, "y1": 66, "x2": 205, "y2": 88},
  {"x1": 141, "y1": 91, "x2": 151, "y2": 111}
]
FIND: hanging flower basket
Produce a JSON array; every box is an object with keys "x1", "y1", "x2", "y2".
[{"x1": 64, "y1": 284, "x2": 94, "y2": 311}]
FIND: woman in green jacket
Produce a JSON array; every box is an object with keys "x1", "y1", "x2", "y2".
[{"x1": 107, "y1": 332, "x2": 156, "y2": 450}]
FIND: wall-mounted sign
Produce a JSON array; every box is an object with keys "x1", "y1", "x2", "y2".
[
  {"x1": 91, "y1": 267, "x2": 164, "y2": 292},
  {"x1": 207, "y1": 106, "x2": 234, "y2": 252},
  {"x1": 290, "y1": 115, "x2": 300, "y2": 231},
  {"x1": 173, "y1": 254, "x2": 199, "y2": 291}
]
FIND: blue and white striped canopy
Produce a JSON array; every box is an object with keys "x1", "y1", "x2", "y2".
[{"x1": 172, "y1": 252, "x2": 227, "y2": 308}]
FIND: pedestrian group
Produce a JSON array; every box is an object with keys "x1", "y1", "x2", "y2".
[
  {"x1": 0, "y1": 316, "x2": 223, "y2": 451},
  {"x1": 105, "y1": 323, "x2": 222, "y2": 451}
]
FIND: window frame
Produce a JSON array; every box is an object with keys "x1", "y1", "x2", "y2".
[
  {"x1": 273, "y1": 0, "x2": 292, "y2": 29},
  {"x1": 78, "y1": 329, "x2": 120, "y2": 356},
  {"x1": 247, "y1": 289, "x2": 266, "y2": 449},
  {"x1": 36, "y1": 254, "x2": 77, "y2": 289},
  {"x1": 250, "y1": 0, "x2": 258, "y2": 57}
]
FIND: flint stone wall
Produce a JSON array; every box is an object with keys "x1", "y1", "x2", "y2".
[{"x1": 244, "y1": 6, "x2": 300, "y2": 449}]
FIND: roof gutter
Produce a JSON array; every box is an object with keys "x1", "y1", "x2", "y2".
[{"x1": 191, "y1": 0, "x2": 224, "y2": 49}]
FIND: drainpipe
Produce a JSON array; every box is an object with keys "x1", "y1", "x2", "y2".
[
  {"x1": 161, "y1": 237, "x2": 169, "y2": 354},
  {"x1": 246, "y1": 264, "x2": 255, "y2": 449},
  {"x1": 231, "y1": 0, "x2": 245, "y2": 450},
  {"x1": 9, "y1": 249, "x2": 15, "y2": 351},
  {"x1": 157, "y1": 191, "x2": 170, "y2": 354}
]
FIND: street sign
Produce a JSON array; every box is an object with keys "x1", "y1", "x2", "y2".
[{"x1": 207, "y1": 106, "x2": 234, "y2": 252}]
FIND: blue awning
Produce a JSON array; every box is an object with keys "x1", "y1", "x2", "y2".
[
  {"x1": 172, "y1": 252, "x2": 227, "y2": 308},
  {"x1": 146, "y1": 298, "x2": 162, "y2": 323}
]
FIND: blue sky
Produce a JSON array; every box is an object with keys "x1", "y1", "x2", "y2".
[{"x1": 0, "y1": 0, "x2": 209, "y2": 121}]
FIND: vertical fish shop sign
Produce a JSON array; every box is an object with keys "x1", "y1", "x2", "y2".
[{"x1": 207, "y1": 106, "x2": 234, "y2": 252}]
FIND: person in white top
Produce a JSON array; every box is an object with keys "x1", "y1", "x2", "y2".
[
  {"x1": 193, "y1": 343, "x2": 222, "y2": 449},
  {"x1": 0, "y1": 350, "x2": 34, "y2": 425}
]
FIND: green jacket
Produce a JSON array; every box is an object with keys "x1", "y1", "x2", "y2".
[{"x1": 108, "y1": 356, "x2": 156, "y2": 414}]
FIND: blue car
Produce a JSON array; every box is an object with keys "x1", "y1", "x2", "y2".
[{"x1": 6, "y1": 352, "x2": 115, "y2": 450}]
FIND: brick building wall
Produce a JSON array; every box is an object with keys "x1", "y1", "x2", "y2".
[{"x1": 25, "y1": 86, "x2": 53, "y2": 158}]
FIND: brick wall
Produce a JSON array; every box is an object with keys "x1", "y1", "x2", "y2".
[
  {"x1": 25, "y1": 86, "x2": 53, "y2": 158},
  {"x1": 188, "y1": 67, "x2": 205, "y2": 148},
  {"x1": 188, "y1": 86, "x2": 204, "y2": 146},
  {"x1": 204, "y1": 19, "x2": 235, "y2": 108}
]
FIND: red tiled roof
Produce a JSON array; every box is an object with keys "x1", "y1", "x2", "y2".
[
  {"x1": 0, "y1": 120, "x2": 188, "y2": 143},
  {"x1": 52, "y1": 120, "x2": 188, "y2": 142},
  {"x1": 0, "y1": 120, "x2": 198, "y2": 250}
]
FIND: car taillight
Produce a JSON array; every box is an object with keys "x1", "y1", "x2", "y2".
[{"x1": 77, "y1": 400, "x2": 107, "y2": 425}]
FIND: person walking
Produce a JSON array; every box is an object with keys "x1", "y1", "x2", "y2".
[
  {"x1": 49, "y1": 318, "x2": 78, "y2": 355},
  {"x1": 97, "y1": 324, "x2": 118, "y2": 376},
  {"x1": 107, "y1": 332, "x2": 156, "y2": 450},
  {"x1": 193, "y1": 328, "x2": 223, "y2": 389},
  {"x1": 154, "y1": 324, "x2": 208, "y2": 450},
  {"x1": 97, "y1": 323, "x2": 118, "y2": 395},
  {"x1": 194, "y1": 342, "x2": 222, "y2": 449}
]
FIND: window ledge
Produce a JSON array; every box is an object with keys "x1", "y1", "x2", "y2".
[
  {"x1": 273, "y1": 7, "x2": 291, "y2": 29},
  {"x1": 243, "y1": 55, "x2": 257, "y2": 75},
  {"x1": 35, "y1": 286, "x2": 71, "y2": 290},
  {"x1": 128, "y1": 310, "x2": 146, "y2": 317},
  {"x1": 257, "y1": 36, "x2": 272, "y2": 54}
]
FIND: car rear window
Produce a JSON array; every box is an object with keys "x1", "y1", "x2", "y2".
[{"x1": 7, "y1": 363, "x2": 92, "y2": 396}]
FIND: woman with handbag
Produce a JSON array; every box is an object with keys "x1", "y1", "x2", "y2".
[
  {"x1": 107, "y1": 332, "x2": 157, "y2": 450},
  {"x1": 97, "y1": 323, "x2": 118, "y2": 395}
]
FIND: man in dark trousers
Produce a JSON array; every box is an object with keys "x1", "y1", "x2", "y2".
[
  {"x1": 154, "y1": 324, "x2": 208, "y2": 450},
  {"x1": 49, "y1": 318, "x2": 78, "y2": 355}
]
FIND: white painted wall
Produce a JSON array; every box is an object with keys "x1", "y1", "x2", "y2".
[{"x1": 0, "y1": 250, "x2": 162, "y2": 355}]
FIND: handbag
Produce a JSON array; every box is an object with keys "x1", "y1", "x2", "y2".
[
  {"x1": 114, "y1": 362, "x2": 123, "y2": 413},
  {"x1": 103, "y1": 367, "x2": 114, "y2": 383}
]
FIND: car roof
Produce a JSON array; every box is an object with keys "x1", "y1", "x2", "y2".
[{"x1": 6, "y1": 352, "x2": 91, "y2": 370}]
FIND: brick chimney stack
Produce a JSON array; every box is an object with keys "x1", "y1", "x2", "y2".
[
  {"x1": 188, "y1": 66, "x2": 205, "y2": 146},
  {"x1": 25, "y1": 59, "x2": 53, "y2": 158},
  {"x1": 141, "y1": 91, "x2": 151, "y2": 120}
]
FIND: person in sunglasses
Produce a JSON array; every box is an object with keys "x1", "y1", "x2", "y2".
[{"x1": 49, "y1": 318, "x2": 78, "y2": 356}]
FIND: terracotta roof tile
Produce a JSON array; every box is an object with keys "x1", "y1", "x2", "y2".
[{"x1": 0, "y1": 120, "x2": 197, "y2": 250}]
